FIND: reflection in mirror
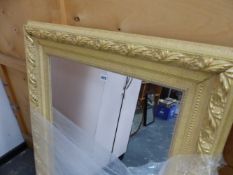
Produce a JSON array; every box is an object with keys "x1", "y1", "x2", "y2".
[{"x1": 50, "y1": 56, "x2": 183, "y2": 168}]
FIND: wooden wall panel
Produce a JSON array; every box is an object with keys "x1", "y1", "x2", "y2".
[
  {"x1": 6, "y1": 68, "x2": 30, "y2": 134},
  {"x1": 0, "y1": 0, "x2": 62, "y2": 140},
  {"x1": 0, "y1": 52, "x2": 26, "y2": 72},
  {"x1": 0, "y1": 0, "x2": 61, "y2": 59},
  {"x1": 1, "y1": 0, "x2": 233, "y2": 62},
  {"x1": 65, "y1": 0, "x2": 233, "y2": 47}
]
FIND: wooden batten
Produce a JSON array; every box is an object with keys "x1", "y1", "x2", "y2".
[
  {"x1": 0, "y1": 64, "x2": 32, "y2": 146},
  {"x1": 0, "y1": 53, "x2": 26, "y2": 73}
]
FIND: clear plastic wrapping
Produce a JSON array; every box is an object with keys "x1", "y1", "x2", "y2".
[{"x1": 31, "y1": 108, "x2": 224, "y2": 175}]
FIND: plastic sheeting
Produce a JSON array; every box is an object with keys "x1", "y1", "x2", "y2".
[{"x1": 31, "y1": 108, "x2": 224, "y2": 175}]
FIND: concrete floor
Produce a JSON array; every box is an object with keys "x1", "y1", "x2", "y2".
[
  {"x1": 122, "y1": 108, "x2": 177, "y2": 167},
  {"x1": 0, "y1": 149, "x2": 36, "y2": 175}
]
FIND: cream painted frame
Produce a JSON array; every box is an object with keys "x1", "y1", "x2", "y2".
[{"x1": 24, "y1": 21, "x2": 233, "y2": 175}]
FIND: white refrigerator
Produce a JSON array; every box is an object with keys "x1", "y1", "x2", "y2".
[{"x1": 51, "y1": 56, "x2": 141, "y2": 157}]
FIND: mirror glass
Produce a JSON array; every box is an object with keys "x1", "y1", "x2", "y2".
[{"x1": 50, "y1": 56, "x2": 183, "y2": 167}]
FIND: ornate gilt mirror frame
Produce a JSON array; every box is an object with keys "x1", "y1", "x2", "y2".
[{"x1": 24, "y1": 21, "x2": 233, "y2": 175}]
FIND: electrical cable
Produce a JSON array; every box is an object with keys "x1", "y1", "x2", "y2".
[{"x1": 111, "y1": 76, "x2": 133, "y2": 153}]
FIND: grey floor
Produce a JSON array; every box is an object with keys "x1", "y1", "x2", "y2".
[
  {"x1": 122, "y1": 108, "x2": 177, "y2": 167},
  {"x1": 0, "y1": 149, "x2": 36, "y2": 175}
]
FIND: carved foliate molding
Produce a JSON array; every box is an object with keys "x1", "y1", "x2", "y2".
[
  {"x1": 25, "y1": 33, "x2": 40, "y2": 107},
  {"x1": 198, "y1": 67, "x2": 233, "y2": 154},
  {"x1": 24, "y1": 25, "x2": 233, "y2": 154},
  {"x1": 25, "y1": 26, "x2": 233, "y2": 73}
]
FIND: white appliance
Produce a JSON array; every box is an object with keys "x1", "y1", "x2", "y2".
[
  {"x1": 0, "y1": 80, "x2": 24, "y2": 157},
  {"x1": 51, "y1": 56, "x2": 141, "y2": 157}
]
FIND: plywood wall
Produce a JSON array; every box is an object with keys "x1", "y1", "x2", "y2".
[
  {"x1": 0, "y1": 0, "x2": 233, "y2": 173},
  {"x1": 65, "y1": 0, "x2": 233, "y2": 47},
  {"x1": 0, "y1": 0, "x2": 61, "y2": 59},
  {"x1": 0, "y1": 0, "x2": 63, "y2": 143},
  {"x1": 1, "y1": 0, "x2": 233, "y2": 61}
]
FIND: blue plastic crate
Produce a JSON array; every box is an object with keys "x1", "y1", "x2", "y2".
[{"x1": 155, "y1": 98, "x2": 177, "y2": 120}]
